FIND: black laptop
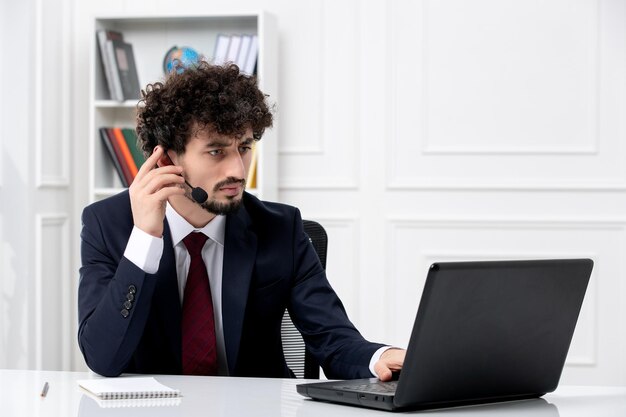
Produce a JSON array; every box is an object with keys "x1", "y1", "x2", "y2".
[{"x1": 297, "y1": 258, "x2": 593, "y2": 412}]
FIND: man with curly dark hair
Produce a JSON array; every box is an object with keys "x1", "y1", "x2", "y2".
[{"x1": 78, "y1": 63, "x2": 405, "y2": 380}]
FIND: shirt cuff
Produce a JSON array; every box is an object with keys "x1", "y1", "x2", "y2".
[
  {"x1": 369, "y1": 346, "x2": 394, "y2": 377},
  {"x1": 123, "y1": 226, "x2": 164, "y2": 274}
]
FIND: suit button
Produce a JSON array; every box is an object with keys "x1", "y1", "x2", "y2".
[
  {"x1": 124, "y1": 300, "x2": 132, "y2": 310},
  {"x1": 128, "y1": 285, "x2": 137, "y2": 294},
  {"x1": 120, "y1": 309, "x2": 129, "y2": 318},
  {"x1": 126, "y1": 293, "x2": 135, "y2": 302}
]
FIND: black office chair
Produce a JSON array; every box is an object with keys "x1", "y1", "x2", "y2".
[{"x1": 280, "y1": 219, "x2": 327, "y2": 379}]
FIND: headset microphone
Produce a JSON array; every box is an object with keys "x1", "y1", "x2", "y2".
[
  {"x1": 185, "y1": 178, "x2": 208, "y2": 204},
  {"x1": 163, "y1": 151, "x2": 208, "y2": 204}
]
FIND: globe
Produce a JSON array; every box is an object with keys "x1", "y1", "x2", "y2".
[{"x1": 163, "y1": 46, "x2": 204, "y2": 74}]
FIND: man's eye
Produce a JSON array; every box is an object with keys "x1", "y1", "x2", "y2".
[
  {"x1": 239, "y1": 146, "x2": 252, "y2": 154},
  {"x1": 208, "y1": 150, "x2": 223, "y2": 156}
]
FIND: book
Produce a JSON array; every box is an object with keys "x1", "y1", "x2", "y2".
[
  {"x1": 247, "y1": 142, "x2": 258, "y2": 189},
  {"x1": 100, "y1": 127, "x2": 143, "y2": 186},
  {"x1": 99, "y1": 128, "x2": 129, "y2": 187},
  {"x1": 121, "y1": 128, "x2": 146, "y2": 169},
  {"x1": 96, "y1": 30, "x2": 124, "y2": 101},
  {"x1": 111, "y1": 127, "x2": 139, "y2": 181},
  {"x1": 106, "y1": 128, "x2": 133, "y2": 186},
  {"x1": 243, "y1": 35, "x2": 258, "y2": 75},
  {"x1": 213, "y1": 34, "x2": 230, "y2": 65},
  {"x1": 236, "y1": 35, "x2": 252, "y2": 70},
  {"x1": 225, "y1": 34, "x2": 242, "y2": 65},
  {"x1": 77, "y1": 377, "x2": 181, "y2": 400},
  {"x1": 111, "y1": 40, "x2": 141, "y2": 100}
]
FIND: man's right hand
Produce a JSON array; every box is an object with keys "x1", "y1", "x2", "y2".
[{"x1": 129, "y1": 146, "x2": 186, "y2": 237}]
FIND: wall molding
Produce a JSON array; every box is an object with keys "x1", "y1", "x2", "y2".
[
  {"x1": 35, "y1": 213, "x2": 71, "y2": 370},
  {"x1": 386, "y1": 216, "x2": 626, "y2": 229},
  {"x1": 302, "y1": 215, "x2": 361, "y2": 319},
  {"x1": 420, "y1": 147, "x2": 599, "y2": 156},
  {"x1": 386, "y1": 180, "x2": 626, "y2": 191},
  {"x1": 279, "y1": 178, "x2": 359, "y2": 190},
  {"x1": 35, "y1": 0, "x2": 70, "y2": 188},
  {"x1": 419, "y1": 0, "x2": 600, "y2": 156},
  {"x1": 385, "y1": 0, "x2": 612, "y2": 190},
  {"x1": 278, "y1": 0, "x2": 361, "y2": 190},
  {"x1": 277, "y1": 2, "x2": 325, "y2": 156}
]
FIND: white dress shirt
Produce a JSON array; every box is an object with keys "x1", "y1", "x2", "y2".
[{"x1": 123, "y1": 203, "x2": 387, "y2": 377}]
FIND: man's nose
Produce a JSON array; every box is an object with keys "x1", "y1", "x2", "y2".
[{"x1": 224, "y1": 151, "x2": 246, "y2": 179}]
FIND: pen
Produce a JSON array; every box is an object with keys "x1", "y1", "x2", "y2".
[{"x1": 40, "y1": 382, "x2": 49, "y2": 397}]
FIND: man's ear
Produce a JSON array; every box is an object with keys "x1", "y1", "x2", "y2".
[{"x1": 156, "y1": 147, "x2": 175, "y2": 168}]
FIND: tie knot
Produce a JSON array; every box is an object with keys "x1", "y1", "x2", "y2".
[{"x1": 183, "y1": 232, "x2": 209, "y2": 257}]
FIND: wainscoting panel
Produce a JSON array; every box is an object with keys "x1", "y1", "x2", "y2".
[{"x1": 36, "y1": 214, "x2": 71, "y2": 371}]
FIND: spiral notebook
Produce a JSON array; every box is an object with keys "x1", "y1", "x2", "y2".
[
  {"x1": 77, "y1": 377, "x2": 181, "y2": 400},
  {"x1": 80, "y1": 395, "x2": 182, "y2": 409}
]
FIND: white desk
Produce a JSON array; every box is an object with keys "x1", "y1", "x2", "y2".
[{"x1": 1, "y1": 369, "x2": 625, "y2": 416}]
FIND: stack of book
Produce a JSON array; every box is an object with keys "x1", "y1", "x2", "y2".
[
  {"x1": 97, "y1": 30, "x2": 142, "y2": 101},
  {"x1": 212, "y1": 34, "x2": 259, "y2": 75},
  {"x1": 99, "y1": 127, "x2": 146, "y2": 187}
]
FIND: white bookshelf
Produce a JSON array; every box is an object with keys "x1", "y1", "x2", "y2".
[{"x1": 89, "y1": 12, "x2": 278, "y2": 202}]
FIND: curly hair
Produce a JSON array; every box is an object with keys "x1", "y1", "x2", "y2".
[{"x1": 136, "y1": 62, "x2": 273, "y2": 156}]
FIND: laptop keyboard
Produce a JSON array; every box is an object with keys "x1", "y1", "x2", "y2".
[{"x1": 341, "y1": 380, "x2": 398, "y2": 394}]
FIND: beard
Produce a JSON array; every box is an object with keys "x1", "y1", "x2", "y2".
[
  {"x1": 199, "y1": 196, "x2": 243, "y2": 215},
  {"x1": 185, "y1": 177, "x2": 246, "y2": 215}
]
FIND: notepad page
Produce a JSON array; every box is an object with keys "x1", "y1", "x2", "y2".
[{"x1": 78, "y1": 377, "x2": 180, "y2": 399}]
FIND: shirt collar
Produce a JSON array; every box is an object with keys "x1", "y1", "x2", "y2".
[{"x1": 165, "y1": 203, "x2": 226, "y2": 247}]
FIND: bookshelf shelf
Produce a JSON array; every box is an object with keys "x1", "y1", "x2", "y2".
[
  {"x1": 89, "y1": 12, "x2": 278, "y2": 203},
  {"x1": 94, "y1": 100, "x2": 139, "y2": 108}
]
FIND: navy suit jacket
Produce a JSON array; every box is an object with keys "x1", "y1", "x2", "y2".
[{"x1": 78, "y1": 191, "x2": 383, "y2": 378}]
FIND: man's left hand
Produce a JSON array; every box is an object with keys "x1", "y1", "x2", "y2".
[{"x1": 374, "y1": 348, "x2": 406, "y2": 381}]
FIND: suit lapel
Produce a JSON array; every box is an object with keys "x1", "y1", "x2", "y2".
[
  {"x1": 222, "y1": 204, "x2": 257, "y2": 374},
  {"x1": 153, "y1": 220, "x2": 183, "y2": 368}
]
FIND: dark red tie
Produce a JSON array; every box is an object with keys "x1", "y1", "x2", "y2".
[{"x1": 181, "y1": 232, "x2": 218, "y2": 375}]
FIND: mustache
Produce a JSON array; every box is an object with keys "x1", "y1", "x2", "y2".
[{"x1": 213, "y1": 177, "x2": 246, "y2": 192}]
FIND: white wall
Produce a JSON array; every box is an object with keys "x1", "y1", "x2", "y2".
[
  {"x1": 1, "y1": 0, "x2": 624, "y2": 385},
  {"x1": 0, "y1": 0, "x2": 74, "y2": 371}
]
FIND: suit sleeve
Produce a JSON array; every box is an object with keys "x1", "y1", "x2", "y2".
[
  {"x1": 77, "y1": 204, "x2": 158, "y2": 376},
  {"x1": 287, "y1": 209, "x2": 384, "y2": 379}
]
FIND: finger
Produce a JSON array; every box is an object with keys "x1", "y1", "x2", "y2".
[
  {"x1": 374, "y1": 362, "x2": 393, "y2": 382},
  {"x1": 152, "y1": 184, "x2": 186, "y2": 201},
  {"x1": 142, "y1": 173, "x2": 186, "y2": 195},
  {"x1": 132, "y1": 166, "x2": 183, "y2": 192},
  {"x1": 135, "y1": 146, "x2": 165, "y2": 180},
  {"x1": 135, "y1": 165, "x2": 183, "y2": 183},
  {"x1": 131, "y1": 176, "x2": 184, "y2": 202}
]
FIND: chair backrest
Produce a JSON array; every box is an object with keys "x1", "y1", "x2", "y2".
[{"x1": 280, "y1": 219, "x2": 327, "y2": 379}]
